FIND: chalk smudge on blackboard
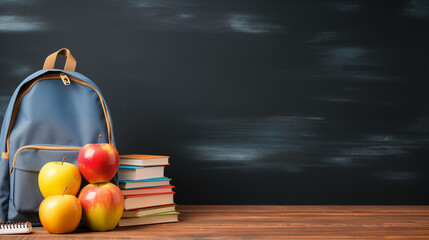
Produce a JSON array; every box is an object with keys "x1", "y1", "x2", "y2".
[
  {"x1": 186, "y1": 116, "x2": 326, "y2": 172},
  {"x1": 8, "y1": 64, "x2": 33, "y2": 78},
  {"x1": 316, "y1": 46, "x2": 393, "y2": 81},
  {"x1": 307, "y1": 30, "x2": 396, "y2": 83},
  {"x1": 185, "y1": 116, "x2": 429, "y2": 180},
  {"x1": 328, "y1": 2, "x2": 360, "y2": 12},
  {"x1": 375, "y1": 171, "x2": 419, "y2": 181},
  {"x1": 0, "y1": 0, "x2": 34, "y2": 5},
  {"x1": 227, "y1": 14, "x2": 282, "y2": 34},
  {"x1": 0, "y1": 16, "x2": 46, "y2": 32},
  {"x1": 127, "y1": 0, "x2": 283, "y2": 34},
  {"x1": 404, "y1": 0, "x2": 429, "y2": 18}
]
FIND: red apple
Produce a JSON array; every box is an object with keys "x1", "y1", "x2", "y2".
[
  {"x1": 78, "y1": 182, "x2": 124, "y2": 231},
  {"x1": 78, "y1": 135, "x2": 119, "y2": 183}
]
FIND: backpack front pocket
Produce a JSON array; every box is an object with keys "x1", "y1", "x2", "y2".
[{"x1": 9, "y1": 145, "x2": 81, "y2": 215}]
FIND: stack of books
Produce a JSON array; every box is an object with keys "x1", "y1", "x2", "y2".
[{"x1": 117, "y1": 154, "x2": 179, "y2": 227}]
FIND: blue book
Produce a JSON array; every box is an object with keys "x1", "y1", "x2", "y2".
[
  {"x1": 119, "y1": 177, "x2": 172, "y2": 190},
  {"x1": 119, "y1": 165, "x2": 144, "y2": 169},
  {"x1": 119, "y1": 177, "x2": 171, "y2": 183}
]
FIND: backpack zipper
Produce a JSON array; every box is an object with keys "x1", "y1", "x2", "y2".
[
  {"x1": 9, "y1": 145, "x2": 82, "y2": 174},
  {"x1": 3, "y1": 73, "x2": 113, "y2": 160},
  {"x1": 60, "y1": 73, "x2": 71, "y2": 86}
]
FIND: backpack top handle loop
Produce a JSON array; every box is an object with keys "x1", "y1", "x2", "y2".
[{"x1": 42, "y1": 48, "x2": 76, "y2": 72}]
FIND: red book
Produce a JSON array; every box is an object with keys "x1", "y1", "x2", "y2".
[
  {"x1": 121, "y1": 186, "x2": 174, "y2": 196},
  {"x1": 124, "y1": 192, "x2": 175, "y2": 210}
]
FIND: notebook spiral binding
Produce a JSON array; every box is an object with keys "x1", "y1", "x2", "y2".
[{"x1": 0, "y1": 221, "x2": 32, "y2": 234}]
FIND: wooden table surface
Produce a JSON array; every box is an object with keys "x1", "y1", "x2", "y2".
[{"x1": 3, "y1": 205, "x2": 429, "y2": 239}]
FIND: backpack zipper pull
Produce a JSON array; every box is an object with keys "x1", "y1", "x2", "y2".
[{"x1": 60, "y1": 73, "x2": 71, "y2": 86}]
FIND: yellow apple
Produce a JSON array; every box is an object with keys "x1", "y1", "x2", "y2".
[
  {"x1": 38, "y1": 157, "x2": 81, "y2": 197},
  {"x1": 39, "y1": 189, "x2": 82, "y2": 234}
]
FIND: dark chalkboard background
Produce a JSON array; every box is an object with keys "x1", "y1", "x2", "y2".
[{"x1": 0, "y1": 0, "x2": 429, "y2": 204}]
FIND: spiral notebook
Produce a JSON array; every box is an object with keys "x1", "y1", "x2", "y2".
[{"x1": 0, "y1": 221, "x2": 32, "y2": 234}]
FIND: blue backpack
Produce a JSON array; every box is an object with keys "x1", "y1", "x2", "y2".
[{"x1": 0, "y1": 48, "x2": 116, "y2": 224}]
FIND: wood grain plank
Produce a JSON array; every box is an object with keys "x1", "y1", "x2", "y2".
[
  {"x1": 1, "y1": 205, "x2": 429, "y2": 239},
  {"x1": 178, "y1": 205, "x2": 429, "y2": 213}
]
